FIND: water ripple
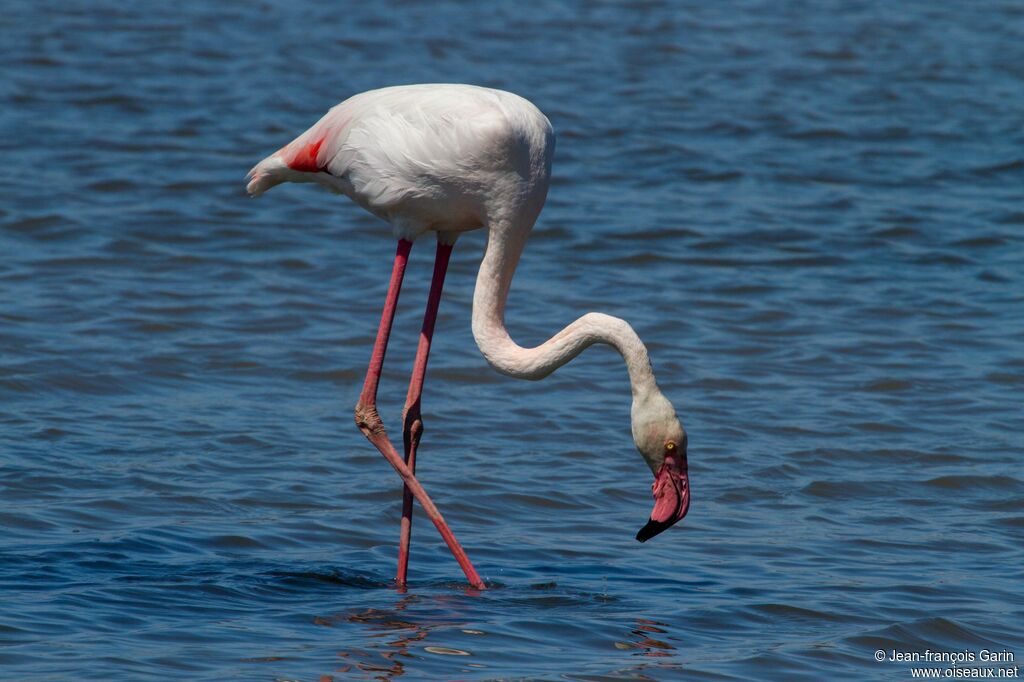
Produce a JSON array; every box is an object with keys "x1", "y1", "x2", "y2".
[{"x1": 2, "y1": 1, "x2": 1023, "y2": 680}]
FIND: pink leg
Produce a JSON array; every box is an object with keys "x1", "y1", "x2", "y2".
[
  {"x1": 397, "y1": 240, "x2": 454, "y2": 587},
  {"x1": 353, "y1": 239, "x2": 484, "y2": 590}
]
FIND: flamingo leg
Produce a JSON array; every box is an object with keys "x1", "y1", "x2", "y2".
[
  {"x1": 397, "y1": 239, "x2": 454, "y2": 587},
  {"x1": 354, "y1": 239, "x2": 484, "y2": 589}
]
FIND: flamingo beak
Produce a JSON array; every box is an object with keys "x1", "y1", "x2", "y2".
[{"x1": 636, "y1": 449, "x2": 690, "y2": 543}]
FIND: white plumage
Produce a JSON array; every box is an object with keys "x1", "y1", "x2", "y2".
[
  {"x1": 248, "y1": 84, "x2": 553, "y2": 242},
  {"x1": 247, "y1": 84, "x2": 690, "y2": 587}
]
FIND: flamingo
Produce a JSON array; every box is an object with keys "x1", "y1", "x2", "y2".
[{"x1": 246, "y1": 84, "x2": 689, "y2": 590}]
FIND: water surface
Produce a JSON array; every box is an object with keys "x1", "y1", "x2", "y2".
[{"x1": 2, "y1": 1, "x2": 1023, "y2": 680}]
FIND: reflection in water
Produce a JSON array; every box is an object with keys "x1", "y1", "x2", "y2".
[
  {"x1": 615, "y1": 618, "x2": 676, "y2": 657},
  {"x1": 612, "y1": 618, "x2": 687, "y2": 677},
  {"x1": 630, "y1": 617, "x2": 675, "y2": 657},
  {"x1": 316, "y1": 596, "x2": 466, "y2": 681},
  {"x1": 423, "y1": 646, "x2": 471, "y2": 655},
  {"x1": 317, "y1": 599, "x2": 688, "y2": 680}
]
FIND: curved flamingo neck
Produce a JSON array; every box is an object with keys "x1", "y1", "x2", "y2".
[{"x1": 471, "y1": 221, "x2": 660, "y2": 400}]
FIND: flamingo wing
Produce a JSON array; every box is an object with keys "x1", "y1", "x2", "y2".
[{"x1": 246, "y1": 85, "x2": 527, "y2": 227}]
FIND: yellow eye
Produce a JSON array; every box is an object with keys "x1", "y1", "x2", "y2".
[{"x1": 665, "y1": 441, "x2": 676, "y2": 450}]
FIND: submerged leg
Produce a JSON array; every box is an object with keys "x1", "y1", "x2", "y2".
[
  {"x1": 353, "y1": 239, "x2": 484, "y2": 589},
  {"x1": 397, "y1": 239, "x2": 455, "y2": 588}
]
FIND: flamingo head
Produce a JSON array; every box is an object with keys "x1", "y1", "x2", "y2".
[{"x1": 631, "y1": 391, "x2": 690, "y2": 542}]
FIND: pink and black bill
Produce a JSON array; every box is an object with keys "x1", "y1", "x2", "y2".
[{"x1": 636, "y1": 442, "x2": 690, "y2": 542}]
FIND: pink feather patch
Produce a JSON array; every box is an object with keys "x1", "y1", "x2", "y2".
[{"x1": 287, "y1": 138, "x2": 326, "y2": 172}]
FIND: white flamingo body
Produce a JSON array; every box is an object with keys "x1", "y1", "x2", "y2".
[
  {"x1": 247, "y1": 84, "x2": 690, "y2": 587},
  {"x1": 248, "y1": 84, "x2": 553, "y2": 244}
]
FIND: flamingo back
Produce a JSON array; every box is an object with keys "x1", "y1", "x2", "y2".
[{"x1": 246, "y1": 84, "x2": 554, "y2": 238}]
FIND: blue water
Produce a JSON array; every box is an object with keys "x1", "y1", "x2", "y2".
[{"x1": 3, "y1": 1, "x2": 1023, "y2": 680}]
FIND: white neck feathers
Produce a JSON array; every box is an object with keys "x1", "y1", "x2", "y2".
[{"x1": 470, "y1": 222, "x2": 659, "y2": 400}]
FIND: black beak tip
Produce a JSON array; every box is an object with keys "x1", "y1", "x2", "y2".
[{"x1": 635, "y1": 518, "x2": 671, "y2": 543}]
